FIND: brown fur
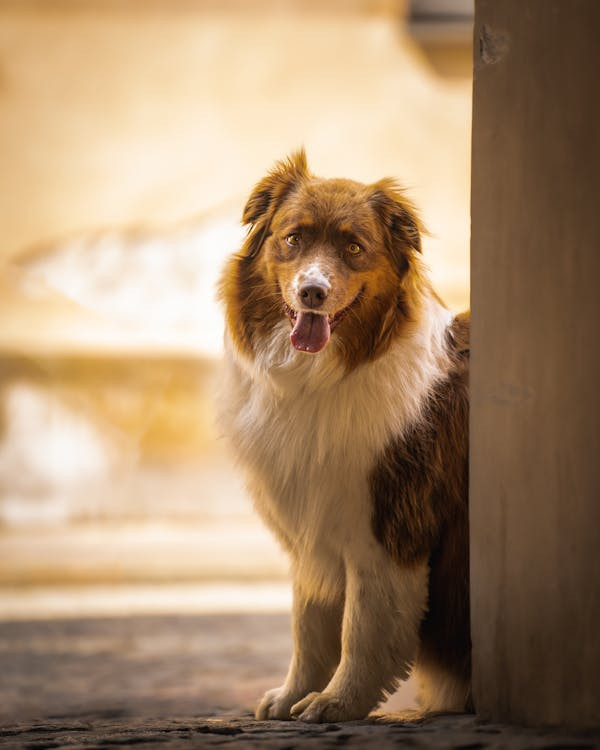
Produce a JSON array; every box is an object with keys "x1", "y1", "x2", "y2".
[
  {"x1": 221, "y1": 151, "x2": 471, "y2": 713},
  {"x1": 219, "y1": 149, "x2": 431, "y2": 372},
  {"x1": 370, "y1": 312, "x2": 471, "y2": 699}
]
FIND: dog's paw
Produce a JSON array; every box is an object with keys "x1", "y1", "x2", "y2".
[
  {"x1": 255, "y1": 686, "x2": 304, "y2": 721},
  {"x1": 290, "y1": 691, "x2": 367, "y2": 723}
]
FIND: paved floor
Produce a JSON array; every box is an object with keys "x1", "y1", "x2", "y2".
[
  {"x1": 1, "y1": 613, "x2": 291, "y2": 721},
  {"x1": 5, "y1": 713, "x2": 600, "y2": 750},
  {"x1": 1, "y1": 613, "x2": 598, "y2": 748}
]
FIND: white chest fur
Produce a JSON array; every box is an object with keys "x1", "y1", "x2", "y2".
[{"x1": 218, "y1": 298, "x2": 453, "y2": 597}]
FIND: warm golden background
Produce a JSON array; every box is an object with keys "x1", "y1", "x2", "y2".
[{"x1": 0, "y1": 0, "x2": 472, "y2": 710}]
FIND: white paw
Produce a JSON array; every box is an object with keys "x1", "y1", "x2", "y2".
[
  {"x1": 290, "y1": 691, "x2": 368, "y2": 723},
  {"x1": 255, "y1": 686, "x2": 306, "y2": 721}
]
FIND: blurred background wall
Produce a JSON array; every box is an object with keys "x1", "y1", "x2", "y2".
[{"x1": 0, "y1": 0, "x2": 472, "y2": 601}]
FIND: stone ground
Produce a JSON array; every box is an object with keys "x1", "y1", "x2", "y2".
[
  {"x1": 5, "y1": 713, "x2": 600, "y2": 750},
  {"x1": 1, "y1": 613, "x2": 599, "y2": 749}
]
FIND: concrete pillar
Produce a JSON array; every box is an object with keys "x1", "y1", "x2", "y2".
[{"x1": 470, "y1": 0, "x2": 600, "y2": 728}]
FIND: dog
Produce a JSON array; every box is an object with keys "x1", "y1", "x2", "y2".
[{"x1": 218, "y1": 150, "x2": 470, "y2": 722}]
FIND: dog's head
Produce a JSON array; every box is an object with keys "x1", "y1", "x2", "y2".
[{"x1": 221, "y1": 149, "x2": 428, "y2": 370}]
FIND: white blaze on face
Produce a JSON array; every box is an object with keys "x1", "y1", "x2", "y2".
[
  {"x1": 288, "y1": 263, "x2": 334, "y2": 354},
  {"x1": 292, "y1": 263, "x2": 332, "y2": 304}
]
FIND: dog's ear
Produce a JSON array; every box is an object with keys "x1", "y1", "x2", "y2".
[
  {"x1": 369, "y1": 179, "x2": 424, "y2": 274},
  {"x1": 241, "y1": 149, "x2": 308, "y2": 258}
]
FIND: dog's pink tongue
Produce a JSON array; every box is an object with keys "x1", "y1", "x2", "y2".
[{"x1": 291, "y1": 312, "x2": 331, "y2": 353}]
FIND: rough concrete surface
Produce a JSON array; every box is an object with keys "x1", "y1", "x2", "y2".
[
  {"x1": 4, "y1": 713, "x2": 600, "y2": 750},
  {"x1": 1, "y1": 613, "x2": 598, "y2": 748}
]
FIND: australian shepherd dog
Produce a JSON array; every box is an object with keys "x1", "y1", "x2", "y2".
[{"x1": 218, "y1": 150, "x2": 470, "y2": 722}]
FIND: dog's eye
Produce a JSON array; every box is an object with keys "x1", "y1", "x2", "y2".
[
  {"x1": 285, "y1": 233, "x2": 301, "y2": 247},
  {"x1": 348, "y1": 242, "x2": 362, "y2": 255}
]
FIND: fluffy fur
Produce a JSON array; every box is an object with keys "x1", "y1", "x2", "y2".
[{"x1": 218, "y1": 150, "x2": 471, "y2": 722}]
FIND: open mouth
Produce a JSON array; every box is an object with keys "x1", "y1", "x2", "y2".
[{"x1": 283, "y1": 290, "x2": 362, "y2": 354}]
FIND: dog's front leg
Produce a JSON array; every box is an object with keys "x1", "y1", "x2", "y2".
[
  {"x1": 291, "y1": 558, "x2": 429, "y2": 723},
  {"x1": 256, "y1": 580, "x2": 343, "y2": 720}
]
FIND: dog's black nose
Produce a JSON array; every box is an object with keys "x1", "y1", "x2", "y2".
[{"x1": 299, "y1": 283, "x2": 328, "y2": 309}]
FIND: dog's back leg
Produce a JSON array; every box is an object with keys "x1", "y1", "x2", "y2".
[{"x1": 415, "y1": 512, "x2": 471, "y2": 713}]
